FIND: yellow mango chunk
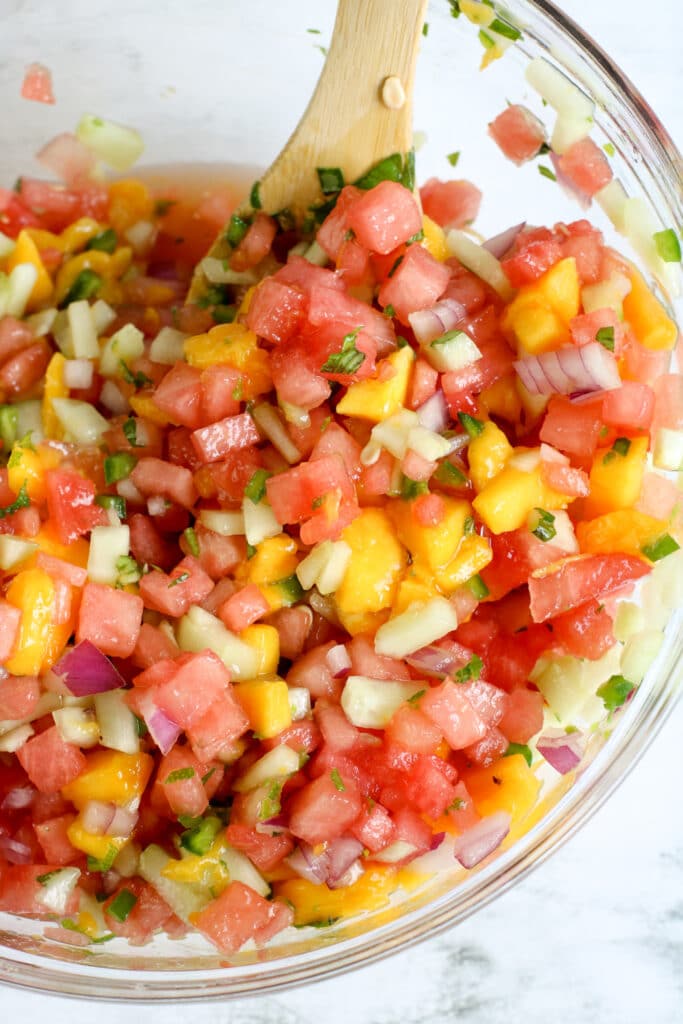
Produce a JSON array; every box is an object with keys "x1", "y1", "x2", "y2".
[
  {"x1": 479, "y1": 376, "x2": 523, "y2": 423},
  {"x1": 502, "y1": 257, "x2": 580, "y2": 355},
  {"x1": 62, "y1": 750, "x2": 154, "y2": 808},
  {"x1": 576, "y1": 510, "x2": 668, "y2": 555},
  {"x1": 236, "y1": 535, "x2": 300, "y2": 586},
  {"x1": 622, "y1": 264, "x2": 678, "y2": 351},
  {"x1": 129, "y1": 391, "x2": 173, "y2": 426},
  {"x1": 336, "y1": 346, "x2": 414, "y2": 423},
  {"x1": 473, "y1": 464, "x2": 569, "y2": 534},
  {"x1": 335, "y1": 509, "x2": 407, "y2": 632},
  {"x1": 184, "y1": 322, "x2": 271, "y2": 397},
  {"x1": 26, "y1": 227, "x2": 65, "y2": 253},
  {"x1": 240, "y1": 624, "x2": 280, "y2": 676},
  {"x1": 434, "y1": 532, "x2": 493, "y2": 593},
  {"x1": 30, "y1": 524, "x2": 89, "y2": 568},
  {"x1": 6, "y1": 230, "x2": 54, "y2": 310},
  {"x1": 462, "y1": 754, "x2": 541, "y2": 829},
  {"x1": 467, "y1": 420, "x2": 514, "y2": 493},
  {"x1": 107, "y1": 179, "x2": 154, "y2": 233},
  {"x1": 54, "y1": 248, "x2": 132, "y2": 306},
  {"x1": 421, "y1": 215, "x2": 449, "y2": 262},
  {"x1": 4, "y1": 568, "x2": 61, "y2": 676},
  {"x1": 274, "y1": 867, "x2": 400, "y2": 926},
  {"x1": 388, "y1": 495, "x2": 471, "y2": 572},
  {"x1": 234, "y1": 678, "x2": 292, "y2": 739},
  {"x1": 66, "y1": 820, "x2": 128, "y2": 863},
  {"x1": 59, "y1": 217, "x2": 103, "y2": 254},
  {"x1": 7, "y1": 442, "x2": 61, "y2": 504},
  {"x1": 42, "y1": 353, "x2": 68, "y2": 438},
  {"x1": 161, "y1": 838, "x2": 231, "y2": 894},
  {"x1": 583, "y1": 436, "x2": 649, "y2": 518},
  {"x1": 394, "y1": 563, "x2": 440, "y2": 615}
]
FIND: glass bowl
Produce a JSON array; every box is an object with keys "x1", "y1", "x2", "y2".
[{"x1": 0, "y1": 0, "x2": 681, "y2": 1000}]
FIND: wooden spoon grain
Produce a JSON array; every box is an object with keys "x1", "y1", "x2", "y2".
[{"x1": 189, "y1": 0, "x2": 429, "y2": 302}]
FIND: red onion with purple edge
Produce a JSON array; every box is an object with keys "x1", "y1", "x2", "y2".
[
  {"x1": 329, "y1": 860, "x2": 364, "y2": 889},
  {"x1": 52, "y1": 640, "x2": 125, "y2": 697},
  {"x1": 147, "y1": 706, "x2": 182, "y2": 755},
  {"x1": 286, "y1": 843, "x2": 329, "y2": 884},
  {"x1": 453, "y1": 810, "x2": 511, "y2": 869},
  {"x1": 0, "y1": 835, "x2": 33, "y2": 864},
  {"x1": 406, "y1": 642, "x2": 475, "y2": 678},
  {"x1": 514, "y1": 342, "x2": 621, "y2": 396},
  {"x1": 107, "y1": 805, "x2": 139, "y2": 838},
  {"x1": 254, "y1": 814, "x2": 291, "y2": 837},
  {"x1": 325, "y1": 836, "x2": 364, "y2": 885},
  {"x1": 537, "y1": 731, "x2": 583, "y2": 774},
  {"x1": 81, "y1": 800, "x2": 117, "y2": 836},
  {"x1": 0, "y1": 786, "x2": 36, "y2": 812},
  {"x1": 325, "y1": 644, "x2": 352, "y2": 678},
  {"x1": 408, "y1": 297, "x2": 466, "y2": 346},
  {"x1": 482, "y1": 222, "x2": 526, "y2": 259},
  {"x1": 416, "y1": 389, "x2": 450, "y2": 433}
]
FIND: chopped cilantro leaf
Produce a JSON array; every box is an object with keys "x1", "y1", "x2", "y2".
[
  {"x1": 321, "y1": 327, "x2": 366, "y2": 375},
  {"x1": 115, "y1": 555, "x2": 142, "y2": 587},
  {"x1": 603, "y1": 142, "x2": 616, "y2": 157},
  {"x1": 422, "y1": 21, "x2": 429, "y2": 35},
  {"x1": 36, "y1": 870, "x2": 61, "y2": 886},
  {"x1": 154, "y1": 199, "x2": 176, "y2": 217},
  {"x1": 122, "y1": 417, "x2": 139, "y2": 447},
  {"x1": 250, "y1": 180, "x2": 262, "y2": 210},
  {"x1": 400, "y1": 475, "x2": 429, "y2": 500},
  {"x1": 226, "y1": 213, "x2": 251, "y2": 247},
  {"x1": 317, "y1": 167, "x2": 345, "y2": 196},
  {"x1": 119, "y1": 360, "x2": 152, "y2": 389},
  {"x1": 597, "y1": 674, "x2": 635, "y2": 712},
  {"x1": 244, "y1": 468, "x2": 271, "y2": 504},
  {"x1": 0, "y1": 481, "x2": 30, "y2": 519},
  {"x1": 531, "y1": 507, "x2": 556, "y2": 542},
  {"x1": 59, "y1": 268, "x2": 102, "y2": 308},
  {"x1": 86, "y1": 228, "x2": 117, "y2": 253},
  {"x1": 454, "y1": 654, "x2": 483, "y2": 684},
  {"x1": 596, "y1": 326, "x2": 615, "y2": 351},
  {"x1": 87, "y1": 845, "x2": 118, "y2": 873},
  {"x1": 165, "y1": 766, "x2": 195, "y2": 783},
  {"x1": 330, "y1": 769, "x2": 345, "y2": 792},
  {"x1": 504, "y1": 742, "x2": 532, "y2": 766},
  {"x1": 183, "y1": 526, "x2": 200, "y2": 557},
  {"x1": 407, "y1": 689, "x2": 426, "y2": 706},
  {"x1": 538, "y1": 165, "x2": 557, "y2": 181},
  {"x1": 447, "y1": 151, "x2": 460, "y2": 167},
  {"x1": 168, "y1": 571, "x2": 190, "y2": 588},
  {"x1": 435, "y1": 460, "x2": 467, "y2": 487}
]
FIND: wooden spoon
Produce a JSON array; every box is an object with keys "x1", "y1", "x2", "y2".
[{"x1": 189, "y1": 0, "x2": 429, "y2": 302}]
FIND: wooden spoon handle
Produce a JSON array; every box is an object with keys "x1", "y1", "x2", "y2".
[{"x1": 257, "y1": 0, "x2": 429, "y2": 218}]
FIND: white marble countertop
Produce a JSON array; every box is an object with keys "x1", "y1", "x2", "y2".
[{"x1": 3, "y1": 1, "x2": 682, "y2": 1021}]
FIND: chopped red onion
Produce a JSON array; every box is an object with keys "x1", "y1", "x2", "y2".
[
  {"x1": 254, "y1": 814, "x2": 291, "y2": 837},
  {"x1": 537, "y1": 731, "x2": 583, "y2": 774},
  {"x1": 0, "y1": 835, "x2": 33, "y2": 864},
  {"x1": 1, "y1": 786, "x2": 36, "y2": 811},
  {"x1": 81, "y1": 800, "x2": 117, "y2": 836},
  {"x1": 325, "y1": 644, "x2": 352, "y2": 678},
  {"x1": 550, "y1": 153, "x2": 591, "y2": 209},
  {"x1": 408, "y1": 297, "x2": 466, "y2": 346},
  {"x1": 429, "y1": 831, "x2": 446, "y2": 852},
  {"x1": 147, "y1": 705, "x2": 182, "y2": 755},
  {"x1": 52, "y1": 640, "x2": 125, "y2": 697},
  {"x1": 417, "y1": 389, "x2": 449, "y2": 433},
  {"x1": 329, "y1": 860, "x2": 364, "y2": 889},
  {"x1": 453, "y1": 811, "x2": 511, "y2": 869},
  {"x1": 147, "y1": 495, "x2": 168, "y2": 517},
  {"x1": 514, "y1": 342, "x2": 621, "y2": 396},
  {"x1": 483, "y1": 222, "x2": 526, "y2": 260},
  {"x1": 406, "y1": 641, "x2": 475, "y2": 679},
  {"x1": 325, "y1": 837, "x2": 364, "y2": 885},
  {"x1": 107, "y1": 806, "x2": 138, "y2": 838},
  {"x1": 286, "y1": 844, "x2": 329, "y2": 884}
]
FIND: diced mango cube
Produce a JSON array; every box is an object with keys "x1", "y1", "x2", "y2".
[
  {"x1": 42, "y1": 353, "x2": 68, "y2": 439},
  {"x1": 335, "y1": 509, "x2": 407, "y2": 633},
  {"x1": 184, "y1": 322, "x2": 271, "y2": 396},
  {"x1": 502, "y1": 257, "x2": 580, "y2": 355},
  {"x1": 388, "y1": 496, "x2": 471, "y2": 572},
  {"x1": 576, "y1": 510, "x2": 668, "y2": 555},
  {"x1": 4, "y1": 567, "x2": 72, "y2": 676},
  {"x1": 62, "y1": 750, "x2": 154, "y2": 808},
  {"x1": 237, "y1": 535, "x2": 300, "y2": 586},
  {"x1": 467, "y1": 420, "x2": 513, "y2": 493},
  {"x1": 336, "y1": 346, "x2": 414, "y2": 422},
  {"x1": 473, "y1": 465, "x2": 569, "y2": 534},
  {"x1": 583, "y1": 436, "x2": 649, "y2": 518},
  {"x1": 434, "y1": 533, "x2": 493, "y2": 592},
  {"x1": 6, "y1": 230, "x2": 54, "y2": 310},
  {"x1": 274, "y1": 867, "x2": 398, "y2": 926},
  {"x1": 461, "y1": 754, "x2": 541, "y2": 829},
  {"x1": 66, "y1": 820, "x2": 128, "y2": 862},
  {"x1": 240, "y1": 624, "x2": 280, "y2": 676},
  {"x1": 622, "y1": 264, "x2": 678, "y2": 351},
  {"x1": 234, "y1": 679, "x2": 292, "y2": 739},
  {"x1": 421, "y1": 215, "x2": 449, "y2": 262}
]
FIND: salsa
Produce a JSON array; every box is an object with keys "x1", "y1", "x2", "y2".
[{"x1": 0, "y1": 123, "x2": 680, "y2": 955}]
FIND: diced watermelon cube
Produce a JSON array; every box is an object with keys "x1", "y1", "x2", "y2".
[
  {"x1": 156, "y1": 745, "x2": 210, "y2": 817},
  {"x1": 0, "y1": 864, "x2": 80, "y2": 916},
  {"x1": 103, "y1": 877, "x2": 175, "y2": 944},
  {"x1": 419, "y1": 177, "x2": 482, "y2": 228},
  {"x1": 401, "y1": 755, "x2": 459, "y2": 818},
  {"x1": 316, "y1": 185, "x2": 364, "y2": 259},
  {"x1": 218, "y1": 584, "x2": 270, "y2": 633},
  {"x1": 76, "y1": 582, "x2": 143, "y2": 658},
  {"x1": 191, "y1": 412, "x2": 261, "y2": 464},
  {"x1": 154, "y1": 650, "x2": 230, "y2": 730},
  {"x1": 269, "y1": 339, "x2": 332, "y2": 410},
  {"x1": 265, "y1": 454, "x2": 355, "y2": 525},
  {"x1": 0, "y1": 673, "x2": 40, "y2": 719},
  {"x1": 33, "y1": 813, "x2": 79, "y2": 865},
  {"x1": 288, "y1": 773, "x2": 362, "y2": 846},
  {"x1": 139, "y1": 555, "x2": 214, "y2": 618},
  {"x1": 191, "y1": 880, "x2": 293, "y2": 954},
  {"x1": 130, "y1": 457, "x2": 198, "y2": 510},
  {"x1": 463, "y1": 726, "x2": 510, "y2": 767},
  {"x1": 0, "y1": 601, "x2": 22, "y2": 664},
  {"x1": 224, "y1": 824, "x2": 294, "y2": 872},
  {"x1": 246, "y1": 278, "x2": 307, "y2": 345},
  {"x1": 601, "y1": 381, "x2": 655, "y2": 433},
  {"x1": 200, "y1": 364, "x2": 242, "y2": 423},
  {"x1": 488, "y1": 105, "x2": 547, "y2": 165},
  {"x1": 17, "y1": 726, "x2": 87, "y2": 794},
  {"x1": 230, "y1": 212, "x2": 277, "y2": 271},
  {"x1": 272, "y1": 254, "x2": 345, "y2": 294},
  {"x1": 347, "y1": 180, "x2": 422, "y2": 255},
  {"x1": 378, "y1": 244, "x2": 451, "y2": 325},
  {"x1": 132, "y1": 622, "x2": 180, "y2": 669},
  {"x1": 128, "y1": 513, "x2": 178, "y2": 571},
  {"x1": 557, "y1": 138, "x2": 613, "y2": 198},
  {"x1": 45, "y1": 469, "x2": 107, "y2": 545},
  {"x1": 186, "y1": 688, "x2": 250, "y2": 761},
  {"x1": 498, "y1": 688, "x2": 545, "y2": 744},
  {"x1": 421, "y1": 681, "x2": 487, "y2": 749},
  {"x1": 152, "y1": 363, "x2": 204, "y2": 429},
  {"x1": 349, "y1": 800, "x2": 395, "y2": 853}
]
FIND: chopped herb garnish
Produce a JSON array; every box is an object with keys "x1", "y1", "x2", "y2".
[
  {"x1": 244, "y1": 468, "x2": 271, "y2": 504},
  {"x1": 180, "y1": 815, "x2": 222, "y2": 856},
  {"x1": 478, "y1": 29, "x2": 495, "y2": 49},
  {"x1": 103, "y1": 452, "x2": 137, "y2": 485},
  {"x1": 383, "y1": 303, "x2": 396, "y2": 318},
  {"x1": 122, "y1": 417, "x2": 139, "y2": 447},
  {"x1": 119, "y1": 360, "x2": 152, "y2": 389},
  {"x1": 115, "y1": 555, "x2": 142, "y2": 586},
  {"x1": 330, "y1": 768, "x2": 345, "y2": 792},
  {"x1": 95, "y1": 493, "x2": 127, "y2": 519},
  {"x1": 504, "y1": 742, "x2": 532, "y2": 766},
  {"x1": 653, "y1": 228, "x2": 682, "y2": 263},
  {"x1": 107, "y1": 888, "x2": 138, "y2": 922},
  {"x1": 232, "y1": 377, "x2": 244, "y2": 401},
  {"x1": 87, "y1": 845, "x2": 119, "y2": 873},
  {"x1": 354, "y1": 152, "x2": 405, "y2": 190},
  {"x1": 422, "y1": 21, "x2": 429, "y2": 35},
  {"x1": 401, "y1": 149, "x2": 416, "y2": 192},
  {"x1": 246, "y1": 542, "x2": 257, "y2": 559},
  {"x1": 306, "y1": 27, "x2": 321, "y2": 34},
  {"x1": 37, "y1": 870, "x2": 61, "y2": 886},
  {"x1": 467, "y1": 574, "x2": 489, "y2": 599},
  {"x1": 597, "y1": 674, "x2": 636, "y2": 712},
  {"x1": 458, "y1": 412, "x2": 484, "y2": 438},
  {"x1": 538, "y1": 165, "x2": 557, "y2": 181},
  {"x1": 196, "y1": 283, "x2": 230, "y2": 309},
  {"x1": 317, "y1": 167, "x2": 345, "y2": 196},
  {"x1": 641, "y1": 533, "x2": 680, "y2": 562},
  {"x1": 320, "y1": 415, "x2": 331, "y2": 432},
  {"x1": 165, "y1": 766, "x2": 195, "y2": 783},
  {"x1": 531, "y1": 507, "x2": 556, "y2": 542},
  {"x1": 449, "y1": 798, "x2": 465, "y2": 812},
  {"x1": 134, "y1": 714, "x2": 148, "y2": 737},
  {"x1": 454, "y1": 654, "x2": 483, "y2": 684},
  {"x1": 400, "y1": 475, "x2": 429, "y2": 500},
  {"x1": 311, "y1": 495, "x2": 325, "y2": 510},
  {"x1": 447, "y1": 151, "x2": 460, "y2": 167},
  {"x1": 59, "y1": 268, "x2": 102, "y2": 308},
  {"x1": 595, "y1": 326, "x2": 615, "y2": 351},
  {"x1": 183, "y1": 526, "x2": 200, "y2": 557},
  {"x1": 154, "y1": 198, "x2": 177, "y2": 217},
  {"x1": 0, "y1": 405, "x2": 18, "y2": 448},
  {"x1": 168, "y1": 571, "x2": 190, "y2": 588},
  {"x1": 258, "y1": 780, "x2": 283, "y2": 821},
  {"x1": 434, "y1": 460, "x2": 467, "y2": 487},
  {"x1": 316, "y1": 45, "x2": 328, "y2": 57},
  {"x1": 448, "y1": 1, "x2": 461, "y2": 18},
  {"x1": 387, "y1": 254, "x2": 404, "y2": 278},
  {"x1": 213, "y1": 304, "x2": 237, "y2": 324},
  {"x1": 464, "y1": 515, "x2": 475, "y2": 535},
  {"x1": 603, "y1": 436, "x2": 631, "y2": 464},
  {"x1": 407, "y1": 689, "x2": 426, "y2": 706},
  {"x1": 86, "y1": 228, "x2": 117, "y2": 253},
  {"x1": 489, "y1": 17, "x2": 522, "y2": 41},
  {"x1": 406, "y1": 230, "x2": 425, "y2": 245},
  {"x1": 603, "y1": 142, "x2": 616, "y2": 157},
  {"x1": 226, "y1": 213, "x2": 251, "y2": 247},
  {"x1": 321, "y1": 327, "x2": 366, "y2": 375},
  {"x1": 0, "y1": 481, "x2": 30, "y2": 519},
  {"x1": 250, "y1": 180, "x2": 262, "y2": 210}
]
